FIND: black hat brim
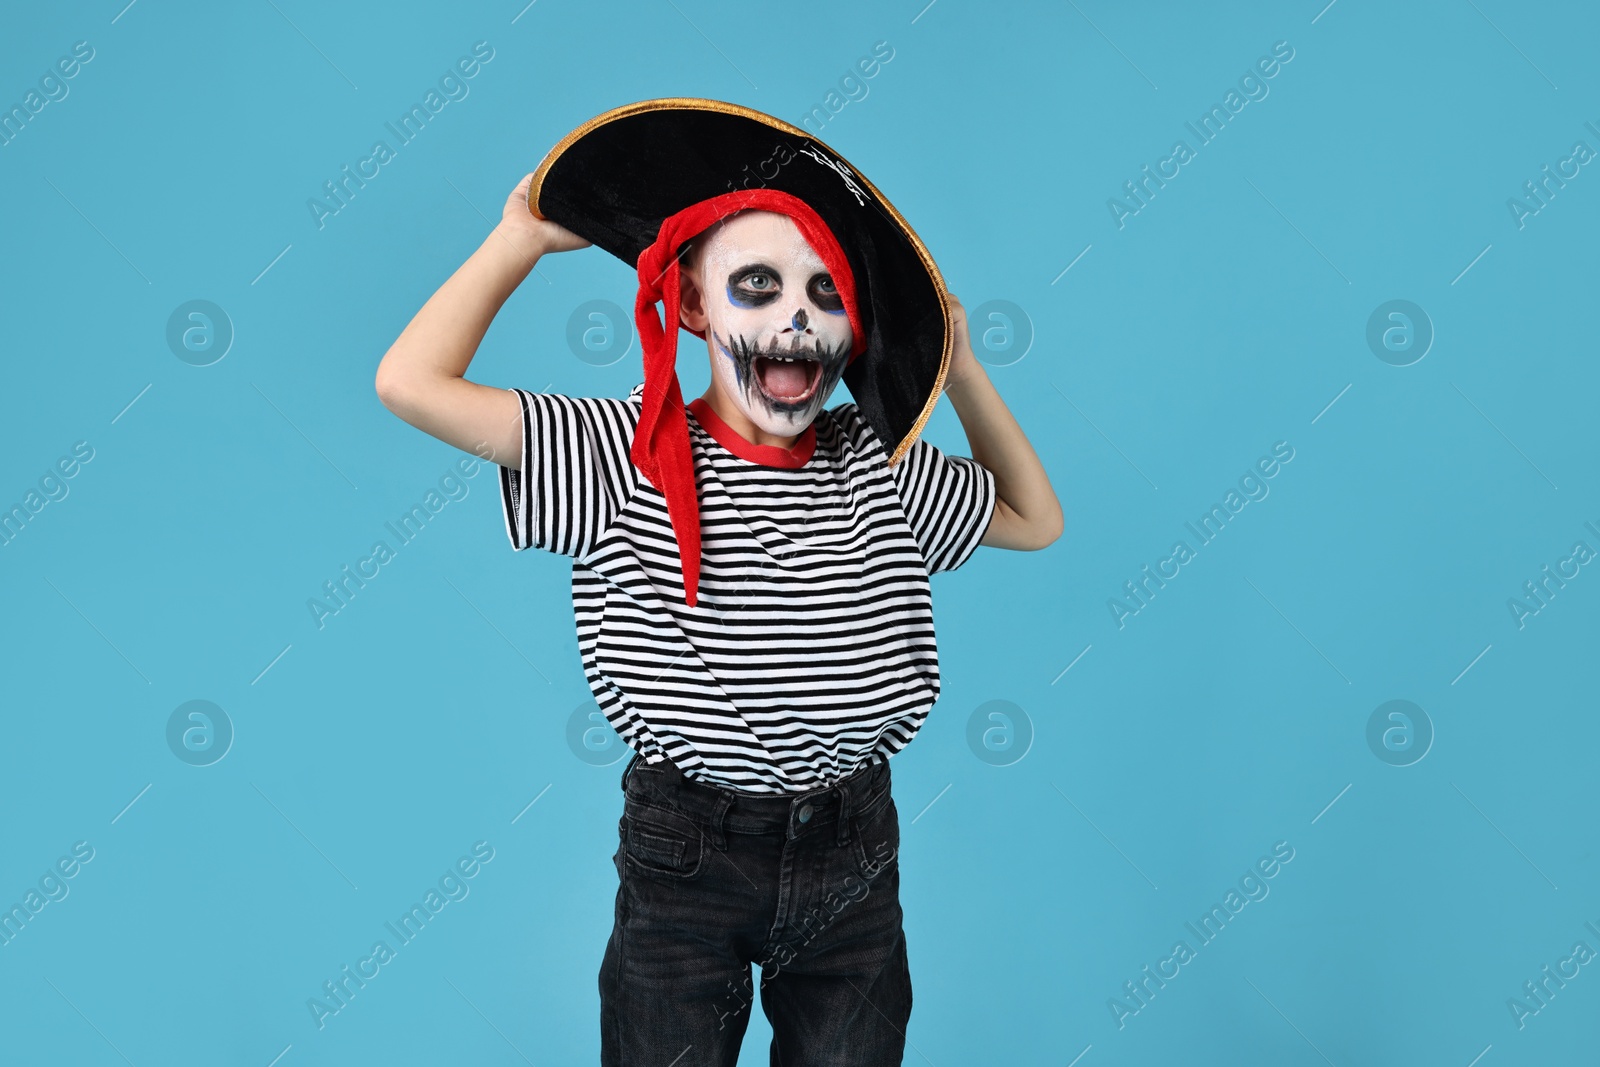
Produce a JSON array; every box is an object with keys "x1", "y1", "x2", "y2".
[{"x1": 528, "y1": 97, "x2": 951, "y2": 466}]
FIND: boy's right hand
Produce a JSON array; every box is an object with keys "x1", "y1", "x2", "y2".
[{"x1": 501, "y1": 171, "x2": 591, "y2": 256}]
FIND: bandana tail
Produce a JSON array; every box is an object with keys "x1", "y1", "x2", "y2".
[{"x1": 632, "y1": 258, "x2": 702, "y2": 608}]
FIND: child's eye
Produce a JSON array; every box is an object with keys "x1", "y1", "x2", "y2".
[
  {"x1": 728, "y1": 267, "x2": 783, "y2": 307},
  {"x1": 808, "y1": 274, "x2": 844, "y2": 312}
]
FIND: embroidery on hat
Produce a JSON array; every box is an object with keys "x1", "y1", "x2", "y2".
[{"x1": 798, "y1": 146, "x2": 867, "y2": 207}]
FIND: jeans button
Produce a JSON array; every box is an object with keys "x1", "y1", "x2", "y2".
[{"x1": 797, "y1": 803, "x2": 814, "y2": 824}]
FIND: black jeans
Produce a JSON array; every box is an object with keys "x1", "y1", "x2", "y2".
[{"x1": 600, "y1": 752, "x2": 911, "y2": 1066}]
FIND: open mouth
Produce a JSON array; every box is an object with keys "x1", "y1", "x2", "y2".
[{"x1": 753, "y1": 353, "x2": 822, "y2": 405}]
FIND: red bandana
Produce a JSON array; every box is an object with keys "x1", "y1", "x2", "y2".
[{"x1": 632, "y1": 188, "x2": 866, "y2": 608}]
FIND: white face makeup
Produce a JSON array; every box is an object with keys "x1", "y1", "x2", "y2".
[{"x1": 690, "y1": 210, "x2": 853, "y2": 438}]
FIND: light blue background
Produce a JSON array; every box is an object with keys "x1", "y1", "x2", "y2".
[{"x1": 2, "y1": 1, "x2": 1597, "y2": 1063}]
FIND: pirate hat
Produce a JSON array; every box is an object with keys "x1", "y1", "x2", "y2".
[{"x1": 528, "y1": 97, "x2": 952, "y2": 606}]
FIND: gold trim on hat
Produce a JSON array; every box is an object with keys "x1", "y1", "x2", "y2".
[{"x1": 527, "y1": 97, "x2": 950, "y2": 467}]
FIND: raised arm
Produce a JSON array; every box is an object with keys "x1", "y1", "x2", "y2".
[
  {"x1": 374, "y1": 172, "x2": 590, "y2": 470},
  {"x1": 941, "y1": 293, "x2": 1065, "y2": 551}
]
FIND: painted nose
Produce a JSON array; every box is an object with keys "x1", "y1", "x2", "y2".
[{"x1": 790, "y1": 308, "x2": 809, "y2": 331}]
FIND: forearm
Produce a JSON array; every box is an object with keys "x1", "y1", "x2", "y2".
[
  {"x1": 944, "y1": 363, "x2": 1063, "y2": 546},
  {"x1": 376, "y1": 222, "x2": 546, "y2": 391}
]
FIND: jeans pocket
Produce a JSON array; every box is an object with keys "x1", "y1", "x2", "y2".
[
  {"x1": 851, "y1": 792, "x2": 900, "y2": 880},
  {"x1": 621, "y1": 800, "x2": 705, "y2": 880}
]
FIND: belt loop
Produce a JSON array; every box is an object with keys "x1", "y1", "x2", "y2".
[
  {"x1": 835, "y1": 771, "x2": 853, "y2": 848},
  {"x1": 709, "y1": 793, "x2": 732, "y2": 851}
]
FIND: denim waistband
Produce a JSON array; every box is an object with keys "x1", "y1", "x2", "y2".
[{"x1": 620, "y1": 753, "x2": 891, "y2": 849}]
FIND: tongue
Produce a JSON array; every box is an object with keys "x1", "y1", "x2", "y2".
[{"x1": 760, "y1": 358, "x2": 811, "y2": 399}]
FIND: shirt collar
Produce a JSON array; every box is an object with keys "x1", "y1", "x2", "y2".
[{"x1": 686, "y1": 397, "x2": 816, "y2": 469}]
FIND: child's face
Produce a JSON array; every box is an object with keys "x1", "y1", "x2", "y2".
[{"x1": 685, "y1": 210, "x2": 853, "y2": 438}]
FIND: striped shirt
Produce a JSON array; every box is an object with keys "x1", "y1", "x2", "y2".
[{"x1": 498, "y1": 381, "x2": 996, "y2": 794}]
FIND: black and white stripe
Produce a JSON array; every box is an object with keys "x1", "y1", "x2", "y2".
[{"x1": 499, "y1": 382, "x2": 996, "y2": 794}]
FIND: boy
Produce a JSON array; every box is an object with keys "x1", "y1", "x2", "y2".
[{"x1": 376, "y1": 100, "x2": 1061, "y2": 1065}]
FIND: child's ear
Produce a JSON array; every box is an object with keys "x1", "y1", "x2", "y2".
[{"x1": 678, "y1": 263, "x2": 709, "y2": 332}]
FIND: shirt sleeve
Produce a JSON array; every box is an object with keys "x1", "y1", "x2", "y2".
[
  {"x1": 889, "y1": 433, "x2": 997, "y2": 573},
  {"x1": 497, "y1": 388, "x2": 640, "y2": 559}
]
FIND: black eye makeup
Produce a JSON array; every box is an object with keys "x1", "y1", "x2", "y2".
[
  {"x1": 807, "y1": 273, "x2": 844, "y2": 313},
  {"x1": 726, "y1": 265, "x2": 783, "y2": 308},
  {"x1": 724, "y1": 265, "x2": 845, "y2": 315}
]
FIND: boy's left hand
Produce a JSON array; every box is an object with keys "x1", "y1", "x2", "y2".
[{"x1": 944, "y1": 293, "x2": 983, "y2": 393}]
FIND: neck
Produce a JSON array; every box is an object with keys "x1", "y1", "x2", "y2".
[{"x1": 698, "y1": 388, "x2": 803, "y2": 450}]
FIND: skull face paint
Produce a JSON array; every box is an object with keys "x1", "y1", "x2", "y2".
[{"x1": 690, "y1": 210, "x2": 854, "y2": 438}]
